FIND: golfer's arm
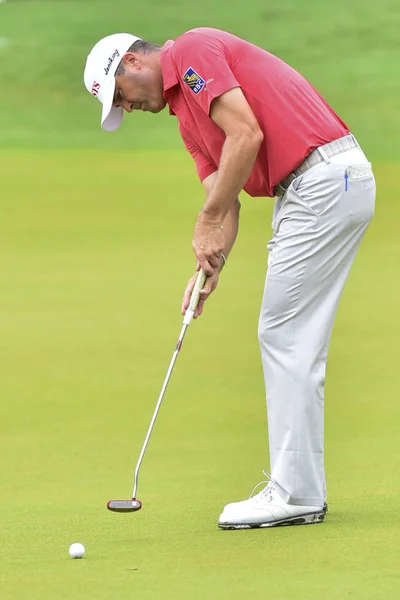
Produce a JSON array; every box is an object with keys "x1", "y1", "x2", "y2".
[
  {"x1": 202, "y1": 172, "x2": 240, "y2": 260},
  {"x1": 201, "y1": 87, "x2": 263, "y2": 224}
]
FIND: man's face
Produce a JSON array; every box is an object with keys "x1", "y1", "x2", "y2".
[{"x1": 113, "y1": 53, "x2": 166, "y2": 114}]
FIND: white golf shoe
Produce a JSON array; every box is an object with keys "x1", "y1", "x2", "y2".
[{"x1": 218, "y1": 471, "x2": 326, "y2": 529}]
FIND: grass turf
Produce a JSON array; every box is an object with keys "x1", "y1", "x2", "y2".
[
  {"x1": 0, "y1": 151, "x2": 399, "y2": 599},
  {"x1": 0, "y1": 0, "x2": 399, "y2": 158}
]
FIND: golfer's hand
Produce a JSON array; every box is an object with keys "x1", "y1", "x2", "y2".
[
  {"x1": 193, "y1": 212, "x2": 226, "y2": 276},
  {"x1": 181, "y1": 266, "x2": 221, "y2": 318}
]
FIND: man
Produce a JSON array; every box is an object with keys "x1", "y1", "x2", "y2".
[{"x1": 84, "y1": 28, "x2": 375, "y2": 529}]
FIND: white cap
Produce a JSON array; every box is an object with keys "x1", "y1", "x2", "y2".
[{"x1": 84, "y1": 33, "x2": 141, "y2": 131}]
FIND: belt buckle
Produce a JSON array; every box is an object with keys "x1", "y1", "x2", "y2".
[
  {"x1": 275, "y1": 184, "x2": 286, "y2": 197},
  {"x1": 276, "y1": 172, "x2": 296, "y2": 197}
]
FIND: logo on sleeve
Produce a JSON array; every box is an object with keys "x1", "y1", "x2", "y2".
[{"x1": 182, "y1": 67, "x2": 205, "y2": 94}]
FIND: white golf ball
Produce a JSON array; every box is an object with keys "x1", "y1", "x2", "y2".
[{"x1": 69, "y1": 542, "x2": 85, "y2": 559}]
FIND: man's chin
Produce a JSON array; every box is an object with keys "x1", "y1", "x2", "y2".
[{"x1": 149, "y1": 100, "x2": 167, "y2": 114}]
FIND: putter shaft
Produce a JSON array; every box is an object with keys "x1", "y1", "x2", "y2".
[{"x1": 132, "y1": 270, "x2": 206, "y2": 500}]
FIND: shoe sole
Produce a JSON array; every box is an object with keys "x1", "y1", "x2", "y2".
[{"x1": 218, "y1": 510, "x2": 325, "y2": 530}]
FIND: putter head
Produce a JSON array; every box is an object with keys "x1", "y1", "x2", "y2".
[{"x1": 107, "y1": 499, "x2": 142, "y2": 513}]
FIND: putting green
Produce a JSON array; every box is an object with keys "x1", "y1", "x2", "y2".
[{"x1": 0, "y1": 151, "x2": 399, "y2": 599}]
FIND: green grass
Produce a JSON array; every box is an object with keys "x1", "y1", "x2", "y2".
[
  {"x1": 0, "y1": 0, "x2": 399, "y2": 156},
  {"x1": 0, "y1": 0, "x2": 399, "y2": 598},
  {"x1": 0, "y1": 151, "x2": 399, "y2": 599}
]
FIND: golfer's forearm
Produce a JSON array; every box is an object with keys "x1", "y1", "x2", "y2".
[
  {"x1": 221, "y1": 199, "x2": 240, "y2": 259},
  {"x1": 201, "y1": 133, "x2": 262, "y2": 223}
]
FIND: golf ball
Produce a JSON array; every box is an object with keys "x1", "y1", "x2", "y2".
[{"x1": 69, "y1": 543, "x2": 85, "y2": 559}]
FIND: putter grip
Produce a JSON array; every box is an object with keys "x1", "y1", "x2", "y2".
[{"x1": 188, "y1": 270, "x2": 207, "y2": 313}]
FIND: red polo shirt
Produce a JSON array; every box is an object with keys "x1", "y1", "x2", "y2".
[{"x1": 160, "y1": 28, "x2": 349, "y2": 198}]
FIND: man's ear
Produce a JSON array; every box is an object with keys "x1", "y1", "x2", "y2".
[{"x1": 121, "y1": 52, "x2": 142, "y2": 71}]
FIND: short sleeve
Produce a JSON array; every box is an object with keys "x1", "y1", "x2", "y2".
[
  {"x1": 179, "y1": 123, "x2": 217, "y2": 182},
  {"x1": 172, "y1": 31, "x2": 240, "y2": 116}
]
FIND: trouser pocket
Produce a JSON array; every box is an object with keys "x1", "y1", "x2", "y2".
[{"x1": 345, "y1": 163, "x2": 376, "y2": 225}]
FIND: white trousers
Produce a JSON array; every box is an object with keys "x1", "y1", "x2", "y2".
[{"x1": 258, "y1": 144, "x2": 376, "y2": 506}]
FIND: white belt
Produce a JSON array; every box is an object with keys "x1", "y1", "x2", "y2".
[{"x1": 274, "y1": 134, "x2": 359, "y2": 197}]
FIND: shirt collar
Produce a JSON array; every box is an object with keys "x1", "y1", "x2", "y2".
[{"x1": 160, "y1": 40, "x2": 178, "y2": 92}]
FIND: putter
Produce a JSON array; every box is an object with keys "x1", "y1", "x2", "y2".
[{"x1": 107, "y1": 269, "x2": 207, "y2": 513}]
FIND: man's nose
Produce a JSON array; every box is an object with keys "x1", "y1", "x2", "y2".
[{"x1": 123, "y1": 101, "x2": 133, "y2": 113}]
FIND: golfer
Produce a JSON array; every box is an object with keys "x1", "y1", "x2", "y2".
[{"x1": 84, "y1": 28, "x2": 375, "y2": 529}]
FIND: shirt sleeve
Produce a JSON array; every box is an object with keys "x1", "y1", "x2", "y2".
[
  {"x1": 179, "y1": 123, "x2": 217, "y2": 182},
  {"x1": 172, "y1": 31, "x2": 240, "y2": 116}
]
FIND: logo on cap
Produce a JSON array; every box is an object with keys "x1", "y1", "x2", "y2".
[
  {"x1": 91, "y1": 81, "x2": 101, "y2": 97},
  {"x1": 104, "y1": 49, "x2": 120, "y2": 76},
  {"x1": 183, "y1": 67, "x2": 205, "y2": 95}
]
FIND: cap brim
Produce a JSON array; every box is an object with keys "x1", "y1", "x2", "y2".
[{"x1": 101, "y1": 79, "x2": 123, "y2": 132}]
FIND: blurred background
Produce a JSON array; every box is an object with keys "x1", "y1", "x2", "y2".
[
  {"x1": 0, "y1": 1, "x2": 399, "y2": 599},
  {"x1": 1, "y1": 0, "x2": 399, "y2": 153}
]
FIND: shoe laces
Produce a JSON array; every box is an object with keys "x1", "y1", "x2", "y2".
[{"x1": 249, "y1": 470, "x2": 275, "y2": 502}]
